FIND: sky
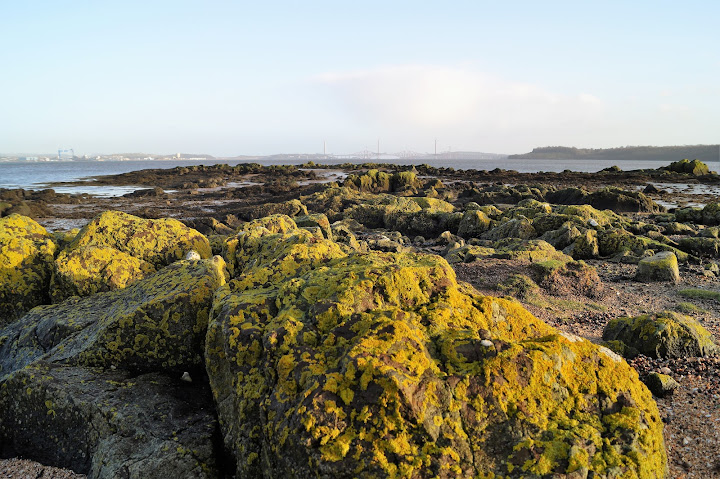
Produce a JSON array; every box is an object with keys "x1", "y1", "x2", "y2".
[{"x1": 0, "y1": 1, "x2": 718, "y2": 156}]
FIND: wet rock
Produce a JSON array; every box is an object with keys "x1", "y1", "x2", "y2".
[
  {"x1": 645, "y1": 372, "x2": 679, "y2": 398},
  {"x1": 207, "y1": 223, "x2": 666, "y2": 478},
  {"x1": 603, "y1": 311, "x2": 719, "y2": 359},
  {"x1": 635, "y1": 251, "x2": 681, "y2": 283},
  {"x1": 0, "y1": 362, "x2": 220, "y2": 479},
  {"x1": 0, "y1": 214, "x2": 57, "y2": 325}
]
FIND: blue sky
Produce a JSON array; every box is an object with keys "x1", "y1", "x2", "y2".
[{"x1": 1, "y1": 1, "x2": 718, "y2": 155}]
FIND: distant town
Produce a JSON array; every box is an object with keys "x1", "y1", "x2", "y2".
[{"x1": 0, "y1": 150, "x2": 509, "y2": 163}]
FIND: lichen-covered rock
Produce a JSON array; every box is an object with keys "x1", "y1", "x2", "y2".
[
  {"x1": 644, "y1": 373, "x2": 679, "y2": 398},
  {"x1": 678, "y1": 236, "x2": 720, "y2": 257},
  {"x1": 206, "y1": 224, "x2": 666, "y2": 478},
  {"x1": 565, "y1": 229, "x2": 600, "y2": 259},
  {"x1": 589, "y1": 187, "x2": 663, "y2": 213},
  {"x1": 665, "y1": 159, "x2": 711, "y2": 175},
  {"x1": 76, "y1": 211, "x2": 212, "y2": 267},
  {"x1": 50, "y1": 246, "x2": 157, "y2": 302},
  {"x1": 0, "y1": 256, "x2": 227, "y2": 375},
  {"x1": 249, "y1": 199, "x2": 308, "y2": 220},
  {"x1": 603, "y1": 311, "x2": 719, "y2": 359},
  {"x1": 493, "y1": 238, "x2": 573, "y2": 264},
  {"x1": 457, "y1": 210, "x2": 491, "y2": 238},
  {"x1": 702, "y1": 202, "x2": 720, "y2": 226},
  {"x1": 674, "y1": 207, "x2": 703, "y2": 224},
  {"x1": 0, "y1": 362, "x2": 220, "y2": 479},
  {"x1": 0, "y1": 214, "x2": 57, "y2": 324},
  {"x1": 295, "y1": 213, "x2": 333, "y2": 240},
  {"x1": 52, "y1": 211, "x2": 211, "y2": 299},
  {"x1": 502, "y1": 199, "x2": 553, "y2": 220},
  {"x1": 482, "y1": 217, "x2": 536, "y2": 241},
  {"x1": 635, "y1": 252, "x2": 680, "y2": 283},
  {"x1": 556, "y1": 204, "x2": 620, "y2": 227}
]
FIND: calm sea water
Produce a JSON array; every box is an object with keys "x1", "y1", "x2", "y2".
[{"x1": 0, "y1": 158, "x2": 676, "y2": 196}]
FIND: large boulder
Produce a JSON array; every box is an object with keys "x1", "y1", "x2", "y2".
[
  {"x1": 0, "y1": 256, "x2": 227, "y2": 376},
  {"x1": 603, "y1": 311, "x2": 719, "y2": 359},
  {"x1": 206, "y1": 223, "x2": 667, "y2": 478},
  {"x1": 51, "y1": 211, "x2": 211, "y2": 302},
  {"x1": 0, "y1": 214, "x2": 57, "y2": 325},
  {"x1": 588, "y1": 187, "x2": 663, "y2": 213},
  {"x1": 0, "y1": 362, "x2": 220, "y2": 479}
]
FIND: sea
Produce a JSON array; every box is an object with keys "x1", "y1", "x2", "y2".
[{"x1": 0, "y1": 158, "x2": 680, "y2": 197}]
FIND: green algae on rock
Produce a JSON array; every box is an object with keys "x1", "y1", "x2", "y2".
[
  {"x1": 0, "y1": 256, "x2": 227, "y2": 376},
  {"x1": 0, "y1": 214, "x2": 57, "y2": 324},
  {"x1": 602, "y1": 311, "x2": 719, "y2": 359},
  {"x1": 206, "y1": 222, "x2": 667, "y2": 478}
]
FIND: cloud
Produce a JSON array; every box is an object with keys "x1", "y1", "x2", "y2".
[{"x1": 314, "y1": 65, "x2": 604, "y2": 149}]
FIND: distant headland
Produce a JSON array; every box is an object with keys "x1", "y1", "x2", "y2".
[{"x1": 509, "y1": 144, "x2": 720, "y2": 162}]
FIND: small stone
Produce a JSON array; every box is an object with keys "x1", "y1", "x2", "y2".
[
  {"x1": 588, "y1": 218, "x2": 599, "y2": 227},
  {"x1": 645, "y1": 372, "x2": 679, "y2": 398},
  {"x1": 682, "y1": 437, "x2": 691, "y2": 446},
  {"x1": 181, "y1": 371, "x2": 192, "y2": 383},
  {"x1": 185, "y1": 250, "x2": 201, "y2": 261},
  {"x1": 659, "y1": 366, "x2": 672, "y2": 375},
  {"x1": 480, "y1": 339, "x2": 493, "y2": 348}
]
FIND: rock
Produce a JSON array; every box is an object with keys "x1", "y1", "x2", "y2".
[
  {"x1": 635, "y1": 251, "x2": 680, "y2": 283},
  {"x1": 502, "y1": 199, "x2": 552, "y2": 220},
  {"x1": 248, "y1": 198, "x2": 308, "y2": 220},
  {"x1": 50, "y1": 246, "x2": 156, "y2": 302},
  {"x1": 678, "y1": 236, "x2": 720, "y2": 257},
  {"x1": 665, "y1": 159, "x2": 711, "y2": 175},
  {"x1": 644, "y1": 372, "x2": 679, "y2": 398},
  {"x1": 603, "y1": 311, "x2": 719, "y2": 359},
  {"x1": 186, "y1": 250, "x2": 202, "y2": 260},
  {"x1": 206, "y1": 223, "x2": 666, "y2": 478},
  {"x1": 702, "y1": 202, "x2": 720, "y2": 226},
  {"x1": 589, "y1": 187, "x2": 663, "y2": 213},
  {"x1": 674, "y1": 207, "x2": 703, "y2": 224},
  {"x1": 457, "y1": 210, "x2": 492, "y2": 238},
  {"x1": 493, "y1": 238, "x2": 573, "y2": 263},
  {"x1": 50, "y1": 211, "x2": 211, "y2": 302},
  {"x1": 482, "y1": 217, "x2": 536, "y2": 241},
  {"x1": 0, "y1": 256, "x2": 227, "y2": 376},
  {"x1": 0, "y1": 362, "x2": 219, "y2": 479},
  {"x1": 0, "y1": 214, "x2": 57, "y2": 325},
  {"x1": 565, "y1": 229, "x2": 600, "y2": 259},
  {"x1": 295, "y1": 213, "x2": 333, "y2": 240}
]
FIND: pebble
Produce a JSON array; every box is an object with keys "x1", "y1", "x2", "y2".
[
  {"x1": 181, "y1": 371, "x2": 192, "y2": 383},
  {"x1": 480, "y1": 339, "x2": 493, "y2": 348},
  {"x1": 185, "y1": 250, "x2": 201, "y2": 260}
]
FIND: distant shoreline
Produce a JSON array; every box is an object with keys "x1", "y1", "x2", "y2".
[{"x1": 510, "y1": 144, "x2": 720, "y2": 162}]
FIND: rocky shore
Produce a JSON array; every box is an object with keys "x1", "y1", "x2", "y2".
[{"x1": 1, "y1": 159, "x2": 719, "y2": 478}]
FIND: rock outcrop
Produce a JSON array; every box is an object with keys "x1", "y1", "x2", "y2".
[
  {"x1": 50, "y1": 211, "x2": 211, "y2": 302},
  {"x1": 0, "y1": 214, "x2": 57, "y2": 325},
  {"x1": 207, "y1": 219, "x2": 667, "y2": 478}
]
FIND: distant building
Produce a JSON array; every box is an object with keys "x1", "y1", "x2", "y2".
[{"x1": 19, "y1": 157, "x2": 39, "y2": 161}]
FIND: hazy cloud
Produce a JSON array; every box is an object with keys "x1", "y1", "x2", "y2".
[{"x1": 315, "y1": 65, "x2": 605, "y2": 150}]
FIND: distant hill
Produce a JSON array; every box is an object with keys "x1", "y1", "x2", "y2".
[{"x1": 509, "y1": 145, "x2": 719, "y2": 162}]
